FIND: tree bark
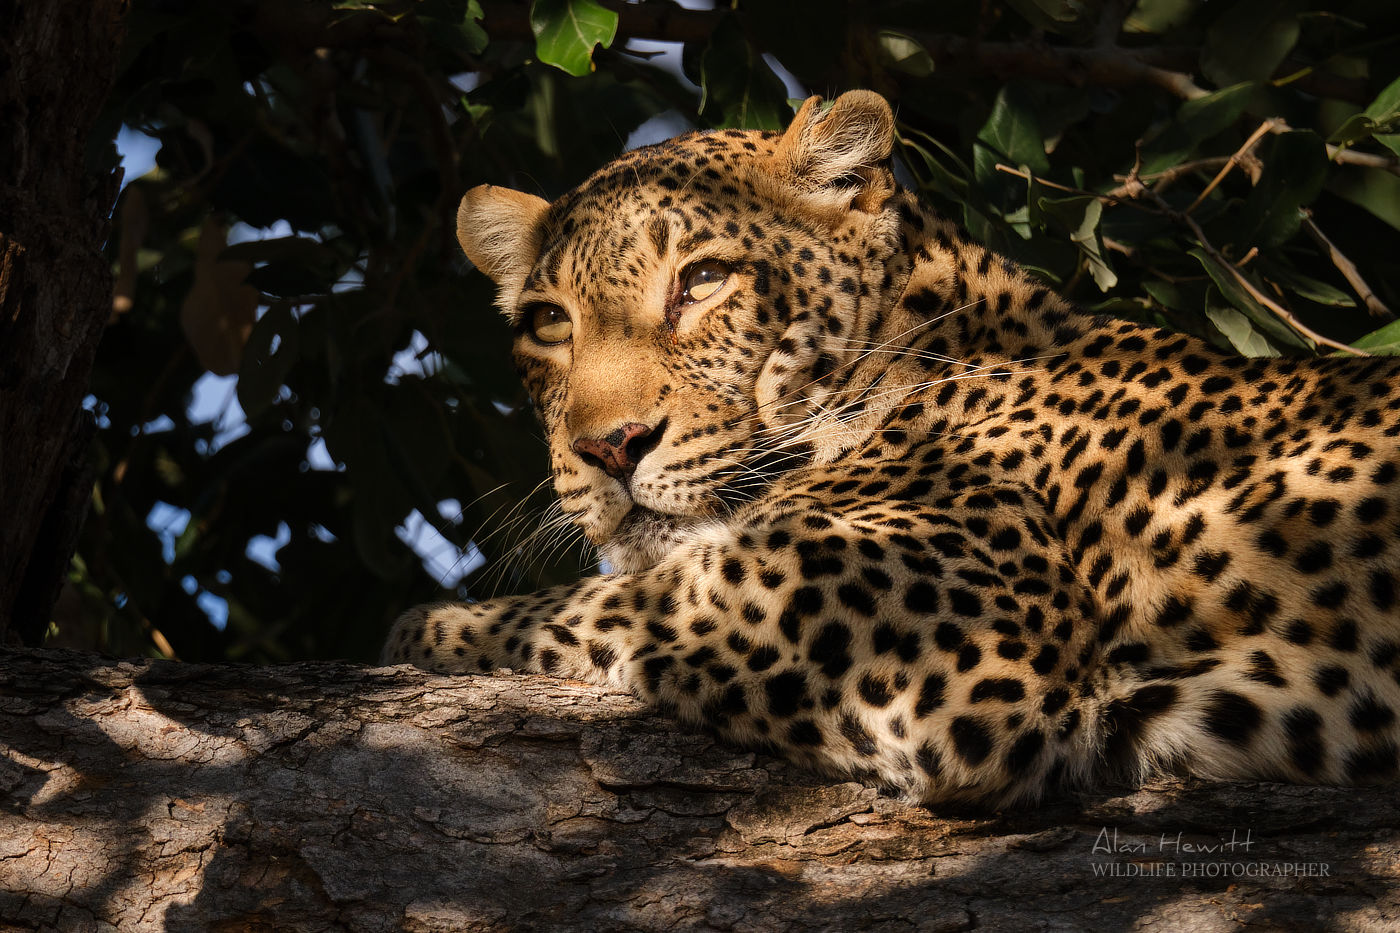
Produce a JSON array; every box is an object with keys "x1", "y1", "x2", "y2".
[
  {"x1": 1, "y1": 649, "x2": 1396, "y2": 932},
  {"x1": 0, "y1": 0, "x2": 128, "y2": 644}
]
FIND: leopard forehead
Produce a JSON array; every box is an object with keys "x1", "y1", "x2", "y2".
[
  {"x1": 560, "y1": 127, "x2": 785, "y2": 212},
  {"x1": 516, "y1": 129, "x2": 788, "y2": 305}
]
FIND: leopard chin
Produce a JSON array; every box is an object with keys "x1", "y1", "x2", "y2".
[
  {"x1": 601, "y1": 451, "x2": 796, "y2": 572},
  {"x1": 599, "y1": 507, "x2": 710, "y2": 573}
]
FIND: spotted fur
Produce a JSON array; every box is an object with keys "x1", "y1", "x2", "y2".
[{"x1": 384, "y1": 92, "x2": 1400, "y2": 806}]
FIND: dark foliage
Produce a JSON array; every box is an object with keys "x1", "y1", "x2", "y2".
[{"x1": 66, "y1": 0, "x2": 1400, "y2": 661}]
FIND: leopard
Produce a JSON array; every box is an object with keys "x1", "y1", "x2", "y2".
[{"x1": 384, "y1": 90, "x2": 1400, "y2": 806}]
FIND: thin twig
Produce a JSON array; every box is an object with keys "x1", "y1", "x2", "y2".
[
  {"x1": 1102, "y1": 235, "x2": 1135, "y2": 258},
  {"x1": 1265, "y1": 119, "x2": 1400, "y2": 177},
  {"x1": 1037, "y1": 148, "x2": 1391, "y2": 331},
  {"x1": 1302, "y1": 214, "x2": 1395, "y2": 320},
  {"x1": 1093, "y1": 0, "x2": 1133, "y2": 49},
  {"x1": 993, "y1": 163, "x2": 1156, "y2": 212},
  {"x1": 1106, "y1": 157, "x2": 1230, "y2": 199},
  {"x1": 1184, "y1": 120, "x2": 1274, "y2": 214},
  {"x1": 1135, "y1": 183, "x2": 1368, "y2": 356},
  {"x1": 1324, "y1": 143, "x2": 1400, "y2": 175},
  {"x1": 995, "y1": 165, "x2": 1081, "y2": 194}
]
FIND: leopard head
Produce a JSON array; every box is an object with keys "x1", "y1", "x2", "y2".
[{"x1": 455, "y1": 91, "x2": 906, "y2": 572}]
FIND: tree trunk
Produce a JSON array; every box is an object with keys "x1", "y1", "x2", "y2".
[
  {"x1": 1, "y1": 649, "x2": 1396, "y2": 932},
  {"x1": 0, "y1": 0, "x2": 128, "y2": 644}
]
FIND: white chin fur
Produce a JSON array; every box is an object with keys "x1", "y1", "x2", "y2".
[{"x1": 600, "y1": 509, "x2": 703, "y2": 573}]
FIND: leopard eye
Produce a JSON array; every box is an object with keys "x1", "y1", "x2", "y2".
[
  {"x1": 680, "y1": 260, "x2": 729, "y2": 304},
  {"x1": 527, "y1": 304, "x2": 572, "y2": 344}
]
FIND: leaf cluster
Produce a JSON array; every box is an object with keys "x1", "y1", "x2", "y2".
[{"x1": 73, "y1": 0, "x2": 1400, "y2": 661}]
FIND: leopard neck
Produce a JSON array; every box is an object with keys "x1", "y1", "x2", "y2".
[{"x1": 803, "y1": 190, "x2": 1085, "y2": 459}]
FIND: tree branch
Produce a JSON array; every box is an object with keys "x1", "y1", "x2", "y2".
[
  {"x1": 909, "y1": 36, "x2": 1209, "y2": 100},
  {"x1": 1265, "y1": 118, "x2": 1400, "y2": 177},
  {"x1": 1303, "y1": 214, "x2": 1395, "y2": 320},
  {"x1": 2, "y1": 648, "x2": 1399, "y2": 930},
  {"x1": 471, "y1": 4, "x2": 1374, "y2": 108},
  {"x1": 1183, "y1": 120, "x2": 1272, "y2": 214}
]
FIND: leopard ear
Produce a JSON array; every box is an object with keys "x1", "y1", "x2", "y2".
[
  {"x1": 456, "y1": 185, "x2": 551, "y2": 308},
  {"x1": 772, "y1": 91, "x2": 895, "y2": 200}
]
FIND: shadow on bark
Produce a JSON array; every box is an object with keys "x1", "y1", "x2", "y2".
[{"x1": 0, "y1": 648, "x2": 1395, "y2": 931}]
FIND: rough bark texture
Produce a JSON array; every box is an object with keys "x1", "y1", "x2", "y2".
[
  {"x1": 1, "y1": 649, "x2": 1397, "y2": 932},
  {"x1": 0, "y1": 0, "x2": 127, "y2": 644}
]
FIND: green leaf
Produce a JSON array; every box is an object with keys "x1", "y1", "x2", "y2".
[
  {"x1": 1353, "y1": 319, "x2": 1400, "y2": 355},
  {"x1": 1328, "y1": 113, "x2": 1391, "y2": 149},
  {"x1": 1142, "y1": 82, "x2": 1253, "y2": 172},
  {"x1": 997, "y1": 234, "x2": 1077, "y2": 286},
  {"x1": 530, "y1": 0, "x2": 617, "y2": 77},
  {"x1": 1125, "y1": 0, "x2": 1197, "y2": 34},
  {"x1": 1089, "y1": 296, "x2": 1156, "y2": 320},
  {"x1": 976, "y1": 85, "x2": 1050, "y2": 177},
  {"x1": 1202, "y1": 0, "x2": 1304, "y2": 87},
  {"x1": 877, "y1": 32, "x2": 935, "y2": 78},
  {"x1": 224, "y1": 236, "x2": 343, "y2": 298},
  {"x1": 244, "y1": 263, "x2": 331, "y2": 299},
  {"x1": 1037, "y1": 195, "x2": 1117, "y2": 291},
  {"x1": 1176, "y1": 83, "x2": 1255, "y2": 139},
  {"x1": 1231, "y1": 130, "x2": 1328, "y2": 248},
  {"x1": 743, "y1": 0, "x2": 847, "y2": 84},
  {"x1": 1188, "y1": 248, "x2": 1311, "y2": 350},
  {"x1": 1204, "y1": 289, "x2": 1280, "y2": 357},
  {"x1": 900, "y1": 128, "x2": 1024, "y2": 248},
  {"x1": 1143, "y1": 278, "x2": 1207, "y2": 315},
  {"x1": 422, "y1": 0, "x2": 489, "y2": 59},
  {"x1": 1098, "y1": 198, "x2": 1177, "y2": 243},
  {"x1": 1329, "y1": 168, "x2": 1400, "y2": 233},
  {"x1": 972, "y1": 142, "x2": 1009, "y2": 197},
  {"x1": 1258, "y1": 260, "x2": 1356, "y2": 308},
  {"x1": 1003, "y1": 0, "x2": 1095, "y2": 39},
  {"x1": 322, "y1": 392, "x2": 420, "y2": 578},
  {"x1": 1364, "y1": 74, "x2": 1400, "y2": 124},
  {"x1": 698, "y1": 15, "x2": 790, "y2": 130},
  {"x1": 213, "y1": 138, "x2": 335, "y2": 231},
  {"x1": 898, "y1": 127, "x2": 973, "y2": 199},
  {"x1": 379, "y1": 393, "x2": 452, "y2": 535},
  {"x1": 1331, "y1": 75, "x2": 1400, "y2": 155},
  {"x1": 237, "y1": 303, "x2": 301, "y2": 420}
]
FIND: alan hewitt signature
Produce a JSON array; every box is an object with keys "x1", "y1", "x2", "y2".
[
  {"x1": 1087, "y1": 826, "x2": 1332, "y2": 878},
  {"x1": 1092, "y1": 827, "x2": 1256, "y2": 856}
]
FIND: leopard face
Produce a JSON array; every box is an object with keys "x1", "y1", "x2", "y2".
[{"x1": 458, "y1": 96, "x2": 905, "y2": 571}]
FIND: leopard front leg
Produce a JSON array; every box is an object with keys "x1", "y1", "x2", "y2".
[
  {"x1": 382, "y1": 582, "x2": 606, "y2": 676},
  {"x1": 384, "y1": 493, "x2": 1104, "y2": 806}
]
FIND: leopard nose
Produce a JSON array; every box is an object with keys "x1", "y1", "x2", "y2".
[{"x1": 572, "y1": 420, "x2": 665, "y2": 480}]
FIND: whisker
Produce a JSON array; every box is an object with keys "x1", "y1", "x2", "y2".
[
  {"x1": 751, "y1": 361, "x2": 1051, "y2": 452},
  {"x1": 748, "y1": 299, "x2": 986, "y2": 418},
  {"x1": 452, "y1": 296, "x2": 1062, "y2": 593}
]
